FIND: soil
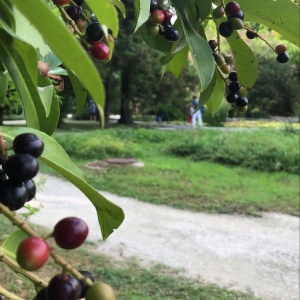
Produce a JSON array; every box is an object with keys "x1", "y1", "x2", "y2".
[{"x1": 26, "y1": 174, "x2": 299, "y2": 300}]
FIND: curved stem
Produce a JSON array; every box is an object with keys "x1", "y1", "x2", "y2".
[
  {"x1": 215, "y1": 64, "x2": 229, "y2": 88},
  {"x1": 243, "y1": 25, "x2": 276, "y2": 52},
  {"x1": 0, "y1": 249, "x2": 48, "y2": 288},
  {"x1": 0, "y1": 285, "x2": 25, "y2": 300}
]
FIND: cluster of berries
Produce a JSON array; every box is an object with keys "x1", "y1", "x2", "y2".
[
  {"x1": 213, "y1": 1, "x2": 244, "y2": 38},
  {"x1": 209, "y1": 40, "x2": 234, "y2": 74},
  {"x1": 146, "y1": 0, "x2": 179, "y2": 42},
  {"x1": 226, "y1": 71, "x2": 249, "y2": 117},
  {"x1": 275, "y1": 43, "x2": 290, "y2": 63},
  {"x1": 53, "y1": 0, "x2": 110, "y2": 61},
  {"x1": 0, "y1": 133, "x2": 44, "y2": 211}
]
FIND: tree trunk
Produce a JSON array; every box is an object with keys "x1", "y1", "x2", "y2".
[
  {"x1": 104, "y1": 77, "x2": 113, "y2": 128},
  {"x1": 118, "y1": 68, "x2": 133, "y2": 124}
]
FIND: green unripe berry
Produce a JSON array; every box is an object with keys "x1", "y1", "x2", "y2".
[
  {"x1": 237, "y1": 87, "x2": 248, "y2": 96},
  {"x1": 220, "y1": 64, "x2": 231, "y2": 74},
  {"x1": 213, "y1": 6, "x2": 225, "y2": 19},
  {"x1": 146, "y1": 23, "x2": 159, "y2": 36},
  {"x1": 215, "y1": 54, "x2": 226, "y2": 66},
  {"x1": 85, "y1": 282, "x2": 116, "y2": 300},
  {"x1": 230, "y1": 18, "x2": 244, "y2": 30}
]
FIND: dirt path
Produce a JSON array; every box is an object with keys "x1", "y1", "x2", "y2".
[{"x1": 27, "y1": 174, "x2": 299, "y2": 300}]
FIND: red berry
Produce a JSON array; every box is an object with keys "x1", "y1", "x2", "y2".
[
  {"x1": 225, "y1": 2, "x2": 241, "y2": 16},
  {"x1": 149, "y1": 10, "x2": 165, "y2": 24},
  {"x1": 91, "y1": 42, "x2": 110, "y2": 60},
  {"x1": 275, "y1": 44, "x2": 288, "y2": 55},
  {"x1": 53, "y1": 217, "x2": 89, "y2": 249},
  {"x1": 17, "y1": 237, "x2": 50, "y2": 271},
  {"x1": 208, "y1": 40, "x2": 218, "y2": 50},
  {"x1": 52, "y1": 0, "x2": 70, "y2": 5},
  {"x1": 162, "y1": 10, "x2": 172, "y2": 22}
]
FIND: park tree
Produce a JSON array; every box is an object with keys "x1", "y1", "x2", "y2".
[{"x1": 0, "y1": 0, "x2": 299, "y2": 298}]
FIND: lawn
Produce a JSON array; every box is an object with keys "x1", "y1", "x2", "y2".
[{"x1": 46, "y1": 126, "x2": 299, "y2": 216}]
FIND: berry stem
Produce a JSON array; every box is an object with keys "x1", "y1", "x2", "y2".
[
  {"x1": 0, "y1": 203, "x2": 93, "y2": 288},
  {"x1": 243, "y1": 24, "x2": 276, "y2": 52},
  {"x1": 220, "y1": 0, "x2": 226, "y2": 8},
  {"x1": 0, "y1": 285, "x2": 25, "y2": 300},
  {"x1": 70, "y1": 0, "x2": 90, "y2": 22},
  {"x1": 215, "y1": 64, "x2": 229, "y2": 87},
  {"x1": 0, "y1": 249, "x2": 48, "y2": 288},
  {"x1": 57, "y1": 6, "x2": 84, "y2": 37}
]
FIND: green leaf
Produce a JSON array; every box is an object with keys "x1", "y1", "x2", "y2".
[
  {"x1": 0, "y1": 69, "x2": 8, "y2": 101},
  {"x1": 111, "y1": 0, "x2": 126, "y2": 18},
  {"x1": 67, "y1": 68, "x2": 87, "y2": 113},
  {"x1": 42, "y1": 52, "x2": 62, "y2": 70},
  {"x1": 11, "y1": 0, "x2": 105, "y2": 119},
  {"x1": 0, "y1": 0, "x2": 15, "y2": 31},
  {"x1": 38, "y1": 85, "x2": 54, "y2": 118},
  {"x1": 205, "y1": 70, "x2": 225, "y2": 115},
  {"x1": 1, "y1": 126, "x2": 125, "y2": 240},
  {"x1": 199, "y1": 68, "x2": 217, "y2": 106},
  {"x1": 172, "y1": 0, "x2": 215, "y2": 91},
  {"x1": 164, "y1": 46, "x2": 189, "y2": 78},
  {"x1": 133, "y1": 0, "x2": 151, "y2": 32},
  {"x1": 226, "y1": 32, "x2": 258, "y2": 89},
  {"x1": 48, "y1": 66, "x2": 68, "y2": 76},
  {"x1": 1, "y1": 230, "x2": 28, "y2": 261},
  {"x1": 85, "y1": 0, "x2": 119, "y2": 38},
  {"x1": 237, "y1": 0, "x2": 300, "y2": 46},
  {"x1": 194, "y1": 0, "x2": 212, "y2": 22}
]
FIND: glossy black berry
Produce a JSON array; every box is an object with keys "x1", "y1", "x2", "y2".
[
  {"x1": 150, "y1": 0, "x2": 158, "y2": 12},
  {"x1": 73, "y1": 0, "x2": 84, "y2": 6},
  {"x1": 164, "y1": 27, "x2": 180, "y2": 41},
  {"x1": 86, "y1": 22, "x2": 104, "y2": 41},
  {"x1": 229, "y1": 81, "x2": 240, "y2": 93},
  {"x1": 66, "y1": 5, "x2": 82, "y2": 21},
  {"x1": 219, "y1": 21, "x2": 233, "y2": 38},
  {"x1": 13, "y1": 133, "x2": 44, "y2": 158},
  {"x1": 78, "y1": 271, "x2": 95, "y2": 298},
  {"x1": 24, "y1": 180, "x2": 36, "y2": 202},
  {"x1": 0, "y1": 169, "x2": 6, "y2": 181},
  {"x1": 212, "y1": 50, "x2": 219, "y2": 59},
  {"x1": 89, "y1": 13, "x2": 98, "y2": 23},
  {"x1": 276, "y1": 52, "x2": 289, "y2": 63},
  {"x1": 159, "y1": 20, "x2": 172, "y2": 36},
  {"x1": 0, "y1": 180, "x2": 28, "y2": 210},
  {"x1": 246, "y1": 30, "x2": 257, "y2": 39},
  {"x1": 226, "y1": 93, "x2": 239, "y2": 103},
  {"x1": 229, "y1": 10, "x2": 244, "y2": 20},
  {"x1": 208, "y1": 40, "x2": 218, "y2": 50},
  {"x1": 236, "y1": 96, "x2": 248, "y2": 107},
  {"x1": 0, "y1": 153, "x2": 6, "y2": 165},
  {"x1": 3, "y1": 154, "x2": 39, "y2": 182},
  {"x1": 229, "y1": 71, "x2": 238, "y2": 81},
  {"x1": 47, "y1": 274, "x2": 81, "y2": 300},
  {"x1": 33, "y1": 287, "x2": 47, "y2": 300}
]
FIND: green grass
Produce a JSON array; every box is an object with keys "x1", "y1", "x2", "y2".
[
  {"x1": 0, "y1": 215, "x2": 260, "y2": 300},
  {"x1": 46, "y1": 127, "x2": 300, "y2": 216}
]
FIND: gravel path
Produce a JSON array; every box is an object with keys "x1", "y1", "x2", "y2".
[{"x1": 26, "y1": 174, "x2": 299, "y2": 300}]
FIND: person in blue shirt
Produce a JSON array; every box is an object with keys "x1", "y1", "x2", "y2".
[
  {"x1": 89, "y1": 100, "x2": 96, "y2": 121},
  {"x1": 191, "y1": 95, "x2": 204, "y2": 127}
]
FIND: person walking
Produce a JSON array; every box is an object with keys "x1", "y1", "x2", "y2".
[
  {"x1": 89, "y1": 99, "x2": 96, "y2": 121},
  {"x1": 188, "y1": 103, "x2": 194, "y2": 125},
  {"x1": 191, "y1": 95, "x2": 203, "y2": 127}
]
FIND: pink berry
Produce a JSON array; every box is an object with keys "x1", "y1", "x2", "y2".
[{"x1": 225, "y1": 2, "x2": 241, "y2": 16}]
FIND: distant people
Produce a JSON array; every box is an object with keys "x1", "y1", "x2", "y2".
[
  {"x1": 191, "y1": 95, "x2": 204, "y2": 127},
  {"x1": 156, "y1": 109, "x2": 163, "y2": 123},
  {"x1": 89, "y1": 100, "x2": 96, "y2": 121},
  {"x1": 188, "y1": 103, "x2": 194, "y2": 125}
]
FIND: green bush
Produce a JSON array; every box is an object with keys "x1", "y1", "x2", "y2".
[{"x1": 167, "y1": 129, "x2": 299, "y2": 174}]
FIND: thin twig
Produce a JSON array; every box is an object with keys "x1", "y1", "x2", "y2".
[{"x1": 0, "y1": 285, "x2": 24, "y2": 300}]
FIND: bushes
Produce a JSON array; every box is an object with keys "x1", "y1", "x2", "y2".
[{"x1": 167, "y1": 129, "x2": 299, "y2": 174}]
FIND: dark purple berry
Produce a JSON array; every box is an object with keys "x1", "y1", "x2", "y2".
[
  {"x1": 208, "y1": 40, "x2": 218, "y2": 50},
  {"x1": 86, "y1": 22, "x2": 104, "y2": 41},
  {"x1": 33, "y1": 287, "x2": 47, "y2": 300},
  {"x1": 164, "y1": 27, "x2": 180, "y2": 41},
  {"x1": 276, "y1": 52, "x2": 289, "y2": 63},
  {"x1": 229, "y1": 10, "x2": 244, "y2": 20},
  {"x1": 66, "y1": 5, "x2": 82, "y2": 21},
  {"x1": 246, "y1": 30, "x2": 257, "y2": 39},
  {"x1": 236, "y1": 96, "x2": 248, "y2": 107},
  {"x1": 212, "y1": 50, "x2": 219, "y2": 59},
  {"x1": 3, "y1": 154, "x2": 39, "y2": 182},
  {"x1": 73, "y1": 0, "x2": 84, "y2": 6},
  {"x1": 226, "y1": 93, "x2": 239, "y2": 103},
  {"x1": 150, "y1": 0, "x2": 158, "y2": 12},
  {"x1": 229, "y1": 81, "x2": 240, "y2": 93},
  {"x1": 13, "y1": 133, "x2": 44, "y2": 158},
  {"x1": 229, "y1": 71, "x2": 238, "y2": 81},
  {"x1": 78, "y1": 271, "x2": 95, "y2": 298},
  {"x1": 24, "y1": 180, "x2": 36, "y2": 202},
  {"x1": 0, "y1": 180, "x2": 28, "y2": 211},
  {"x1": 225, "y1": 2, "x2": 241, "y2": 16},
  {"x1": 47, "y1": 274, "x2": 81, "y2": 300},
  {"x1": 90, "y1": 14, "x2": 98, "y2": 22},
  {"x1": 219, "y1": 21, "x2": 233, "y2": 38}
]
